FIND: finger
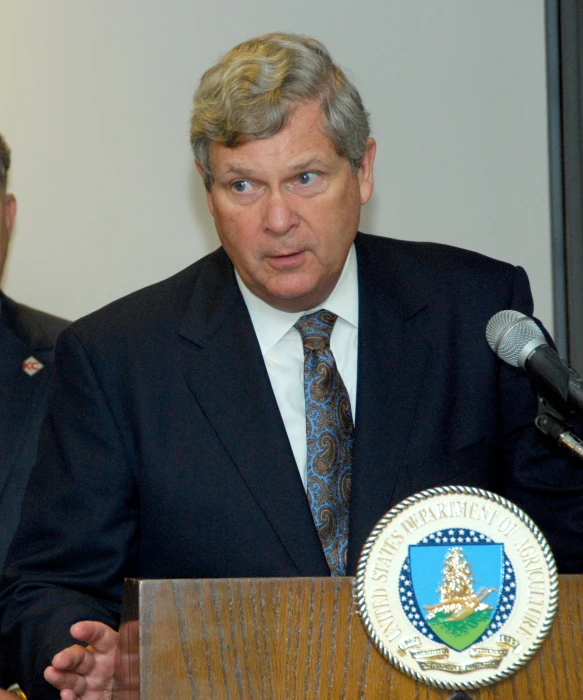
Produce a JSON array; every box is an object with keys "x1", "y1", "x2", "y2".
[
  {"x1": 60, "y1": 690, "x2": 79, "y2": 700},
  {"x1": 70, "y1": 621, "x2": 118, "y2": 653},
  {"x1": 51, "y1": 644, "x2": 95, "y2": 674},
  {"x1": 44, "y1": 665, "x2": 87, "y2": 695}
]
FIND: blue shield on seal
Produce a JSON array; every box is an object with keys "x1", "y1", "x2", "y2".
[{"x1": 408, "y1": 537, "x2": 504, "y2": 651}]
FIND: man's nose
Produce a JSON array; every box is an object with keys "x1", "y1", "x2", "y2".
[{"x1": 263, "y1": 190, "x2": 298, "y2": 234}]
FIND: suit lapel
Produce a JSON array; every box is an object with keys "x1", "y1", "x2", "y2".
[
  {"x1": 178, "y1": 250, "x2": 329, "y2": 576},
  {"x1": 347, "y1": 236, "x2": 431, "y2": 572},
  {"x1": 176, "y1": 239, "x2": 434, "y2": 576}
]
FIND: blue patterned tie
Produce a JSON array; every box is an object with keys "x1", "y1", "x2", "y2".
[{"x1": 294, "y1": 309, "x2": 353, "y2": 576}]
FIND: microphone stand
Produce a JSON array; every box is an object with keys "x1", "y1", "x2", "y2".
[{"x1": 535, "y1": 396, "x2": 583, "y2": 462}]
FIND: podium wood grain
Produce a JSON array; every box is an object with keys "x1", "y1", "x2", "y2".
[{"x1": 114, "y1": 575, "x2": 583, "y2": 699}]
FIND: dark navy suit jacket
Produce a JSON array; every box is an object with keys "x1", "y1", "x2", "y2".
[
  {"x1": 0, "y1": 292, "x2": 68, "y2": 687},
  {"x1": 3, "y1": 234, "x2": 583, "y2": 697}
]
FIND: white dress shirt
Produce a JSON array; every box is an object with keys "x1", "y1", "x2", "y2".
[{"x1": 236, "y1": 245, "x2": 359, "y2": 488}]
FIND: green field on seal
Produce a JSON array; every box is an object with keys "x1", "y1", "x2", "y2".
[{"x1": 428, "y1": 609, "x2": 493, "y2": 651}]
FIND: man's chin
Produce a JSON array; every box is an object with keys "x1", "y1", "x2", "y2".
[{"x1": 261, "y1": 285, "x2": 330, "y2": 313}]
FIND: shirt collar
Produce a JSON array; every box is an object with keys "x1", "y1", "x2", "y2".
[{"x1": 236, "y1": 244, "x2": 359, "y2": 355}]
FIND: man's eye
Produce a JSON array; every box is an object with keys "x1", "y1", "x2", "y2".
[
  {"x1": 232, "y1": 180, "x2": 251, "y2": 193},
  {"x1": 298, "y1": 172, "x2": 318, "y2": 185}
]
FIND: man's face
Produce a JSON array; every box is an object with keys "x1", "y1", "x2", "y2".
[
  {"x1": 0, "y1": 192, "x2": 16, "y2": 284},
  {"x1": 200, "y1": 100, "x2": 375, "y2": 312}
]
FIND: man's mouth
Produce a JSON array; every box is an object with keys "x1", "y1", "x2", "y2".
[{"x1": 267, "y1": 250, "x2": 306, "y2": 267}]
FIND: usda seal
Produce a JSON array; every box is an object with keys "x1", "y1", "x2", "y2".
[{"x1": 356, "y1": 486, "x2": 558, "y2": 691}]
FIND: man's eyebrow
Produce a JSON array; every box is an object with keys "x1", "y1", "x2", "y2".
[
  {"x1": 218, "y1": 158, "x2": 332, "y2": 180},
  {"x1": 218, "y1": 165, "x2": 255, "y2": 179},
  {"x1": 283, "y1": 158, "x2": 330, "y2": 173}
]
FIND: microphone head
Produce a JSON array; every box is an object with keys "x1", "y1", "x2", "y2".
[{"x1": 486, "y1": 310, "x2": 546, "y2": 368}]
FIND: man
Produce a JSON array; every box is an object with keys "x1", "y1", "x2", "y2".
[
  {"x1": 0, "y1": 133, "x2": 68, "y2": 695},
  {"x1": 2, "y1": 33, "x2": 583, "y2": 699}
]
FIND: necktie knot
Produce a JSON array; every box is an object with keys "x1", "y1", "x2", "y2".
[{"x1": 294, "y1": 309, "x2": 338, "y2": 351}]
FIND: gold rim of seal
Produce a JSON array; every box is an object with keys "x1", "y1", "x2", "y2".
[{"x1": 355, "y1": 485, "x2": 559, "y2": 691}]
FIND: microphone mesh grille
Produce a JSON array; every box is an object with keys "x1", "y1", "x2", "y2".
[{"x1": 485, "y1": 310, "x2": 545, "y2": 367}]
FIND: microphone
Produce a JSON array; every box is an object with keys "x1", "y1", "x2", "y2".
[{"x1": 486, "y1": 310, "x2": 583, "y2": 416}]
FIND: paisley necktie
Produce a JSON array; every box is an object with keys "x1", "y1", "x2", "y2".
[{"x1": 294, "y1": 309, "x2": 354, "y2": 575}]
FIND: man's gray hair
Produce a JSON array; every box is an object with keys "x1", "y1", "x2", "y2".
[
  {"x1": 0, "y1": 132, "x2": 10, "y2": 194},
  {"x1": 190, "y1": 32, "x2": 370, "y2": 189}
]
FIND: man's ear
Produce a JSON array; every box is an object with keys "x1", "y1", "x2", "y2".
[
  {"x1": 357, "y1": 138, "x2": 376, "y2": 205},
  {"x1": 3, "y1": 194, "x2": 17, "y2": 238},
  {"x1": 195, "y1": 160, "x2": 214, "y2": 217}
]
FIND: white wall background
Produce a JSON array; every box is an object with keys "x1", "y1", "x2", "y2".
[{"x1": 0, "y1": 1, "x2": 553, "y2": 328}]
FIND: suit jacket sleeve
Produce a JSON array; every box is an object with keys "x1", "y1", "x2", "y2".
[
  {"x1": 0, "y1": 326, "x2": 138, "y2": 699},
  {"x1": 496, "y1": 267, "x2": 583, "y2": 572}
]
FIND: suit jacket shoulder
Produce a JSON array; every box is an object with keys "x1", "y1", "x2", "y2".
[
  {"x1": 355, "y1": 233, "x2": 521, "y2": 288},
  {"x1": 354, "y1": 232, "x2": 531, "y2": 324},
  {"x1": 1, "y1": 293, "x2": 69, "y2": 351}
]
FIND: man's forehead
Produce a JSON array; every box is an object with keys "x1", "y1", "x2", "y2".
[{"x1": 206, "y1": 99, "x2": 344, "y2": 176}]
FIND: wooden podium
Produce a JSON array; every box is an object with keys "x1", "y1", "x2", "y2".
[{"x1": 113, "y1": 575, "x2": 583, "y2": 699}]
